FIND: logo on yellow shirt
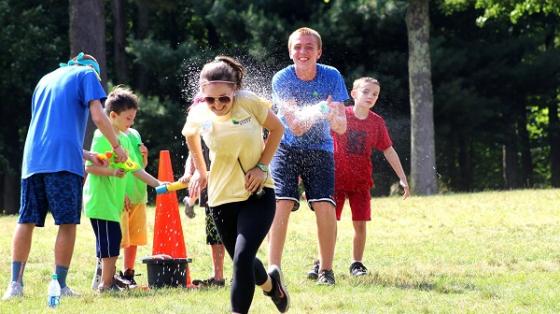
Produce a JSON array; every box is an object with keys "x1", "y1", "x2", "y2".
[{"x1": 232, "y1": 116, "x2": 251, "y2": 125}]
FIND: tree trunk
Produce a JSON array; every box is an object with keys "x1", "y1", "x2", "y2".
[
  {"x1": 517, "y1": 106, "x2": 533, "y2": 187},
  {"x1": 549, "y1": 100, "x2": 560, "y2": 187},
  {"x1": 405, "y1": 0, "x2": 437, "y2": 195},
  {"x1": 69, "y1": 0, "x2": 107, "y2": 150},
  {"x1": 112, "y1": 0, "x2": 129, "y2": 83}
]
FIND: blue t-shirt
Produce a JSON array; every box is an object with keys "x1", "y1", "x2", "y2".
[
  {"x1": 21, "y1": 66, "x2": 107, "y2": 179},
  {"x1": 272, "y1": 64, "x2": 349, "y2": 151}
]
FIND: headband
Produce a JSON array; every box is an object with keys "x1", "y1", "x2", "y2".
[
  {"x1": 200, "y1": 80, "x2": 236, "y2": 86},
  {"x1": 59, "y1": 52, "x2": 101, "y2": 80}
]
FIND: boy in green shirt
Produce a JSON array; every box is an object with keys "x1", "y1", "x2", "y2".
[
  {"x1": 119, "y1": 127, "x2": 149, "y2": 286},
  {"x1": 84, "y1": 86, "x2": 161, "y2": 292}
]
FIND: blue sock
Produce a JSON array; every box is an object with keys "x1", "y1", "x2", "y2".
[
  {"x1": 55, "y1": 265, "x2": 69, "y2": 289},
  {"x1": 11, "y1": 261, "x2": 25, "y2": 285}
]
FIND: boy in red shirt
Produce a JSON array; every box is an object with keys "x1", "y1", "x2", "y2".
[{"x1": 332, "y1": 77, "x2": 410, "y2": 276}]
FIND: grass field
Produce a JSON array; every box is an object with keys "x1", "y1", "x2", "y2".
[{"x1": 0, "y1": 189, "x2": 559, "y2": 313}]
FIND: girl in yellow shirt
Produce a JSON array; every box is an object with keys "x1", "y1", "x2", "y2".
[{"x1": 182, "y1": 56, "x2": 289, "y2": 314}]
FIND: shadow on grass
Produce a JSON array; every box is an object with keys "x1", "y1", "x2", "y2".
[{"x1": 344, "y1": 272, "x2": 478, "y2": 295}]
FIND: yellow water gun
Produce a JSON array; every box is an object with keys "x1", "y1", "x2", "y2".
[{"x1": 155, "y1": 181, "x2": 188, "y2": 194}]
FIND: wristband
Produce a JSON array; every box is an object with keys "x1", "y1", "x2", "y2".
[{"x1": 256, "y1": 162, "x2": 268, "y2": 173}]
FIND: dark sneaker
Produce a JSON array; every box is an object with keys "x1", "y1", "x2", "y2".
[
  {"x1": 120, "y1": 269, "x2": 138, "y2": 287},
  {"x1": 307, "y1": 260, "x2": 319, "y2": 280},
  {"x1": 113, "y1": 274, "x2": 133, "y2": 290},
  {"x1": 97, "y1": 282, "x2": 124, "y2": 293},
  {"x1": 264, "y1": 265, "x2": 290, "y2": 313},
  {"x1": 317, "y1": 269, "x2": 335, "y2": 286},
  {"x1": 349, "y1": 262, "x2": 368, "y2": 277},
  {"x1": 192, "y1": 277, "x2": 225, "y2": 288},
  {"x1": 183, "y1": 196, "x2": 196, "y2": 218}
]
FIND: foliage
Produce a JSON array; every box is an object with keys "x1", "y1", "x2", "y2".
[
  {"x1": 441, "y1": 0, "x2": 560, "y2": 26},
  {"x1": 0, "y1": 0, "x2": 558, "y2": 204},
  {"x1": 0, "y1": 0, "x2": 68, "y2": 176}
]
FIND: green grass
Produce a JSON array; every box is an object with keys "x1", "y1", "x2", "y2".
[{"x1": 0, "y1": 189, "x2": 559, "y2": 313}]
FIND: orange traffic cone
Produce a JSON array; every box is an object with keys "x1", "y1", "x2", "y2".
[{"x1": 152, "y1": 150, "x2": 192, "y2": 287}]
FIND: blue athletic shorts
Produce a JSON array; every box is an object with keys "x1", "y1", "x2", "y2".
[
  {"x1": 270, "y1": 144, "x2": 335, "y2": 211},
  {"x1": 18, "y1": 171, "x2": 83, "y2": 227},
  {"x1": 90, "y1": 219, "x2": 122, "y2": 258}
]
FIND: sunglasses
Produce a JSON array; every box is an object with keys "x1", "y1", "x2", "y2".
[{"x1": 204, "y1": 95, "x2": 232, "y2": 105}]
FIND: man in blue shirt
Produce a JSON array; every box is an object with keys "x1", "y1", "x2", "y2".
[
  {"x1": 268, "y1": 27, "x2": 347, "y2": 285},
  {"x1": 3, "y1": 53, "x2": 127, "y2": 300}
]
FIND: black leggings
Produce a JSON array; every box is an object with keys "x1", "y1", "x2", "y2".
[{"x1": 210, "y1": 188, "x2": 275, "y2": 314}]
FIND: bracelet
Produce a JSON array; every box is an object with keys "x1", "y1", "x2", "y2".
[{"x1": 112, "y1": 143, "x2": 121, "y2": 149}]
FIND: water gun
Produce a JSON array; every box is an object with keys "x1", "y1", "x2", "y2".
[
  {"x1": 96, "y1": 152, "x2": 141, "y2": 172},
  {"x1": 317, "y1": 100, "x2": 330, "y2": 114},
  {"x1": 155, "y1": 181, "x2": 188, "y2": 194},
  {"x1": 299, "y1": 101, "x2": 330, "y2": 121}
]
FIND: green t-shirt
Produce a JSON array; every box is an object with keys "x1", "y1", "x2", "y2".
[
  {"x1": 125, "y1": 128, "x2": 147, "y2": 204},
  {"x1": 83, "y1": 130, "x2": 132, "y2": 222}
]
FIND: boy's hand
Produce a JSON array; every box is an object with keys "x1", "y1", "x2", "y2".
[
  {"x1": 83, "y1": 150, "x2": 108, "y2": 167},
  {"x1": 124, "y1": 197, "x2": 131, "y2": 212},
  {"x1": 139, "y1": 143, "x2": 148, "y2": 166},
  {"x1": 326, "y1": 96, "x2": 346, "y2": 134},
  {"x1": 113, "y1": 168, "x2": 126, "y2": 178},
  {"x1": 113, "y1": 146, "x2": 128, "y2": 163},
  {"x1": 400, "y1": 180, "x2": 410, "y2": 200},
  {"x1": 91, "y1": 152, "x2": 108, "y2": 167},
  {"x1": 178, "y1": 173, "x2": 191, "y2": 184},
  {"x1": 282, "y1": 98, "x2": 314, "y2": 136},
  {"x1": 139, "y1": 143, "x2": 148, "y2": 157}
]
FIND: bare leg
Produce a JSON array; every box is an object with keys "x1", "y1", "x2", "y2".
[
  {"x1": 12, "y1": 224, "x2": 35, "y2": 263},
  {"x1": 352, "y1": 221, "x2": 367, "y2": 262},
  {"x1": 268, "y1": 200, "x2": 294, "y2": 267},
  {"x1": 54, "y1": 224, "x2": 76, "y2": 267},
  {"x1": 211, "y1": 244, "x2": 225, "y2": 280},
  {"x1": 123, "y1": 246, "x2": 137, "y2": 270},
  {"x1": 101, "y1": 257, "x2": 118, "y2": 287},
  {"x1": 313, "y1": 202, "x2": 337, "y2": 271}
]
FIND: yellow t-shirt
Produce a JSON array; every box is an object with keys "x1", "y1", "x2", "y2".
[{"x1": 182, "y1": 90, "x2": 274, "y2": 207}]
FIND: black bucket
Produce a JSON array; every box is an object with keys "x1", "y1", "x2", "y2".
[{"x1": 142, "y1": 257, "x2": 191, "y2": 288}]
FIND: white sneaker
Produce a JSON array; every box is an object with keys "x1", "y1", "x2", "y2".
[
  {"x1": 60, "y1": 286, "x2": 80, "y2": 297},
  {"x1": 2, "y1": 281, "x2": 23, "y2": 301},
  {"x1": 91, "y1": 258, "x2": 102, "y2": 290}
]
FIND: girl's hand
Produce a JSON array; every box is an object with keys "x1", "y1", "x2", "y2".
[
  {"x1": 245, "y1": 167, "x2": 267, "y2": 193},
  {"x1": 189, "y1": 170, "x2": 207, "y2": 199}
]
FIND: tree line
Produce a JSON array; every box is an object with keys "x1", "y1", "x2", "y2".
[{"x1": 0, "y1": 0, "x2": 558, "y2": 214}]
